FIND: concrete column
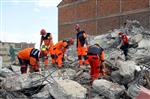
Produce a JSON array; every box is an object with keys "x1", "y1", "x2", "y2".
[
  {"x1": 120, "y1": 0, "x2": 122, "y2": 13},
  {"x1": 149, "y1": 0, "x2": 150, "y2": 8},
  {"x1": 96, "y1": 0, "x2": 98, "y2": 35}
]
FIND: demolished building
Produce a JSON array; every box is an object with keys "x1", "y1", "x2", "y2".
[{"x1": 0, "y1": 20, "x2": 150, "y2": 99}]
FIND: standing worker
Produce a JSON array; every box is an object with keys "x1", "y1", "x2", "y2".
[
  {"x1": 40, "y1": 29, "x2": 54, "y2": 66},
  {"x1": 53, "y1": 39, "x2": 74, "y2": 68},
  {"x1": 117, "y1": 32, "x2": 129, "y2": 61},
  {"x1": 87, "y1": 44, "x2": 106, "y2": 82},
  {"x1": 74, "y1": 24, "x2": 89, "y2": 66},
  {"x1": 17, "y1": 48, "x2": 41, "y2": 74}
]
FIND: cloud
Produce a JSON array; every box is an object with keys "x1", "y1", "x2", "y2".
[
  {"x1": 40, "y1": 16, "x2": 49, "y2": 20},
  {"x1": 12, "y1": 0, "x2": 20, "y2": 4},
  {"x1": 33, "y1": 8, "x2": 40, "y2": 12},
  {"x1": 37, "y1": 0, "x2": 61, "y2": 7}
]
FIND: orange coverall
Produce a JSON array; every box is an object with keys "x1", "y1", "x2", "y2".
[
  {"x1": 87, "y1": 45, "x2": 105, "y2": 81},
  {"x1": 76, "y1": 30, "x2": 89, "y2": 65},
  {"x1": 17, "y1": 48, "x2": 40, "y2": 74},
  {"x1": 40, "y1": 33, "x2": 54, "y2": 65},
  {"x1": 53, "y1": 40, "x2": 69, "y2": 68}
]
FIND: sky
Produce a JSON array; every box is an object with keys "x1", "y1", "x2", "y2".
[{"x1": 0, "y1": 0, "x2": 61, "y2": 48}]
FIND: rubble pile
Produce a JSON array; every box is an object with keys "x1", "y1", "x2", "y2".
[{"x1": 0, "y1": 20, "x2": 150, "y2": 99}]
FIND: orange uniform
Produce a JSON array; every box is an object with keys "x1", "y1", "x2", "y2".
[
  {"x1": 76, "y1": 30, "x2": 89, "y2": 65},
  {"x1": 87, "y1": 44, "x2": 105, "y2": 81},
  {"x1": 17, "y1": 48, "x2": 40, "y2": 74},
  {"x1": 53, "y1": 40, "x2": 71, "y2": 68},
  {"x1": 40, "y1": 33, "x2": 54, "y2": 65}
]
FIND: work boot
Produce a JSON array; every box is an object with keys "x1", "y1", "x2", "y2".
[{"x1": 125, "y1": 56, "x2": 129, "y2": 61}]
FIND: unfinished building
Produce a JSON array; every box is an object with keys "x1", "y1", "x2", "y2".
[{"x1": 58, "y1": 0, "x2": 150, "y2": 40}]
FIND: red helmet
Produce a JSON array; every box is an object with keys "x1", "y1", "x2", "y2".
[
  {"x1": 74, "y1": 24, "x2": 80, "y2": 30},
  {"x1": 69, "y1": 38, "x2": 74, "y2": 45},
  {"x1": 118, "y1": 32, "x2": 124, "y2": 36},
  {"x1": 40, "y1": 29, "x2": 46, "y2": 35}
]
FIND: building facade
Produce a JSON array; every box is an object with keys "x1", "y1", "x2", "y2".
[
  {"x1": 0, "y1": 41, "x2": 35, "y2": 67},
  {"x1": 58, "y1": 0, "x2": 150, "y2": 40}
]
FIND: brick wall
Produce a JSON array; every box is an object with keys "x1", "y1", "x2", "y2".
[
  {"x1": 98, "y1": 0, "x2": 120, "y2": 16},
  {"x1": 58, "y1": 0, "x2": 150, "y2": 40},
  {"x1": 122, "y1": 0, "x2": 149, "y2": 12}
]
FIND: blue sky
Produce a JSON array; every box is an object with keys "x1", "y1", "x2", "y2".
[{"x1": 0, "y1": 0, "x2": 61, "y2": 48}]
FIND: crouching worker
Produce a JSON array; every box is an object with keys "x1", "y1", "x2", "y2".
[
  {"x1": 53, "y1": 38, "x2": 74, "y2": 68},
  {"x1": 87, "y1": 44, "x2": 106, "y2": 82},
  {"x1": 17, "y1": 48, "x2": 41, "y2": 74}
]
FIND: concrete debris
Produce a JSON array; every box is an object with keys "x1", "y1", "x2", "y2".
[
  {"x1": 92, "y1": 79, "x2": 125, "y2": 99},
  {"x1": 48, "y1": 79, "x2": 87, "y2": 99},
  {"x1": 31, "y1": 85, "x2": 53, "y2": 99},
  {"x1": 0, "y1": 20, "x2": 150, "y2": 99},
  {"x1": 51, "y1": 68, "x2": 76, "y2": 80},
  {"x1": 127, "y1": 84, "x2": 150, "y2": 99},
  {"x1": 0, "y1": 68, "x2": 15, "y2": 77},
  {"x1": 130, "y1": 34, "x2": 143, "y2": 43},
  {"x1": 116, "y1": 60, "x2": 136, "y2": 84}
]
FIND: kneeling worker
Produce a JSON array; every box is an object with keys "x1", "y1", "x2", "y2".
[
  {"x1": 17, "y1": 48, "x2": 41, "y2": 74},
  {"x1": 87, "y1": 44, "x2": 106, "y2": 82}
]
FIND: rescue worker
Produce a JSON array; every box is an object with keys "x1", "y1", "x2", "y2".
[
  {"x1": 53, "y1": 38, "x2": 74, "y2": 68},
  {"x1": 117, "y1": 32, "x2": 129, "y2": 61},
  {"x1": 40, "y1": 29, "x2": 54, "y2": 66},
  {"x1": 87, "y1": 44, "x2": 105, "y2": 82},
  {"x1": 17, "y1": 48, "x2": 41, "y2": 74},
  {"x1": 74, "y1": 24, "x2": 89, "y2": 66}
]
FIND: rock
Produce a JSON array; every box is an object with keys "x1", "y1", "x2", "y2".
[
  {"x1": 11, "y1": 65, "x2": 21, "y2": 74},
  {"x1": 138, "y1": 39, "x2": 150, "y2": 49},
  {"x1": 3, "y1": 72, "x2": 48, "y2": 91},
  {"x1": 48, "y1": 79, "x2": 87, "y2": 99},
  {"x1": 92, "y1": 79, "x2": 125, "y2": 99},
  {"x1": 135, "y1": 86, "x2": 150, "y2": 99},
  {"x1": 92, "y1": 95, "x2": 105, "y2": 99},
  {"x1": 127, "y1": 84, "x2": 150, "y2": 99},
  {"x1": 0, "y1": 68, "x2": 15, "y2": 77},
  {"x1": 130, "y1": 34, "x2": 143, "y2": 43},
  {"x1": 51, "y1": 68, "x2": 76, "y2": 80},
  {"x1": 111, "y1": 71, "x2": 122, "y2": 84},
  {"x1": 32, "y1": 85, "x2": 53, "y2": 99},
  {"x1": 117, "y1": 60, "x2": 136, "y2": 84}
]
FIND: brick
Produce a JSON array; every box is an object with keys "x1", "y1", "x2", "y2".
[
  {"x1": 76, "y1": 0, "x2": 96, "y2": 20},
  {"x1": 122, "y1": 0, "x2": 149, "y2": 12},
  {"x1": 58, "y1": 0, "x2": 150, "y2": 40},
  {"x1": 58, "y1": 5, "x2": 76, "y2": 23},
  {"x1": 98, "y1": 0, "x2": 120, "y2": 17},
  {"x1": 97, "y1": 17, "x2": 120, "y2": 35}
]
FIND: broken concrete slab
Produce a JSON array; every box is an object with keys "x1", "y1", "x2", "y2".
[
  {"x1": 47, "y1": 79, "x2": 87, "y2": 99},
  {"x1": 111, "y1": 70, "x2": 122, "y2": 84},
  {"x1": 2, "y1": 72, "x2": 48, "y2": 91},
  {"x1": 130, "y1": 34, "x2": 143, "y2": 43},
  {"x1": 31, "y1": 85, "x2": 53, "y2": 99},
  {"x1": 50, "y1": 68, "x2": 76, "y2": 80},
  {"x1": 116, "y1": 60, "x2": 137, "y2": 84},
  {"x1": 127, "y1": 84, "x2": 150, "y2": 99},
  {"x1": 92, "y1": 79, "x2": 125, "y2": 99},
  {"x1": 135, "y1": 86, "x2": 150, "y2": 99},
  {"x1": 0, "y1": 68, "x2": 15, "y2": 78}
]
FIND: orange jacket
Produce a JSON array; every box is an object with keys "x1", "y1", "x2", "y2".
[
  {"x1": 53, "y1": 40, "x2": 68, "y2": 53},
  {"x1": 18, "y1": 48, "x2": 32, "y2": 60},
  {"x1": 18, "y1": 48, "x2": 40, "y2": 66}
]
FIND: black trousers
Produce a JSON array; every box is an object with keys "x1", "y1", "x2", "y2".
[{"x1": 120, "y1": 43, "x2": 129, "y2": 57}]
